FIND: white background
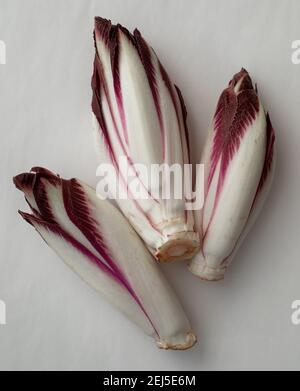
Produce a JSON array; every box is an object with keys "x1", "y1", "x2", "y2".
[{"x1": 0, "y1": 0, "x2": 299, "y2": 371}]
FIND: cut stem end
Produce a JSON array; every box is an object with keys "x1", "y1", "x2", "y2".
[
  {"x1": 155, "y1": 232, "x2": 200, "y2": 262},
  {"x1": 188, "y1": 261, "x2": 226, "y2": 281},
  {"x1": 156, "y1": 331, "x2": 197, "y2": 350}
]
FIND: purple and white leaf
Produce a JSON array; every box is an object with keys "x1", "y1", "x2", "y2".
[
  {"x1": 190, "y1": 69, "x2": 275, "y2": 281},
  {"x1": 14, "y1": 168, "x2": 196, "y2": 349},
  {"x1": 92, "y1": 17, "x2": 199, "y2": 262}
]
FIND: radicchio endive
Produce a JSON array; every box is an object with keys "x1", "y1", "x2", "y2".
[
  {"x1": 14, "y1": 168, "x2": 196, "y2": 350},
  {"x1": 189, "y1": 69, "x2": 276, "y2": 281},
  {"x1": 91, "y1": 17, "x2": 199, "y2": 262}
]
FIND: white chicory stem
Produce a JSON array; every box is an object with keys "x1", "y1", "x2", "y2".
[
  {"x1": 91, "y1": 17, "x2": 199, "y2": 262},
  {"x1": 189, "y1": 69, "x2": 276, "y2": 281},
  {"x1": 14, "y1": 167, "x2": 197, "y2": 350}
]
